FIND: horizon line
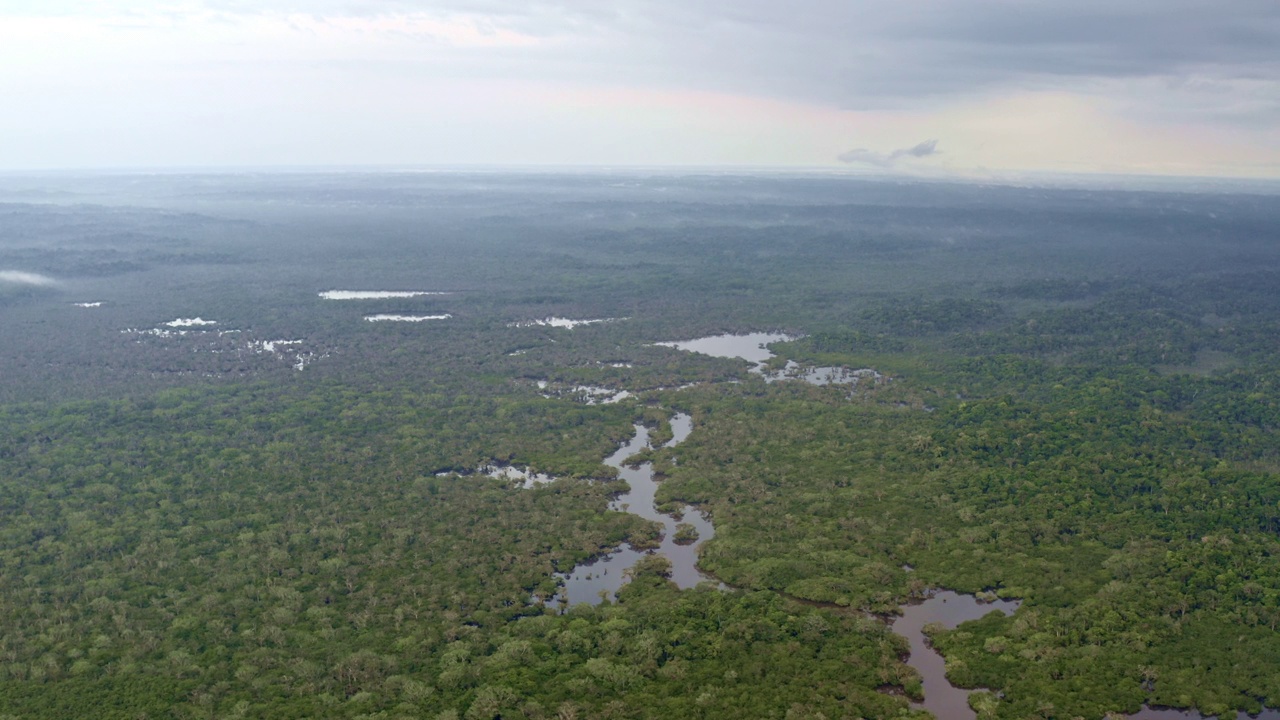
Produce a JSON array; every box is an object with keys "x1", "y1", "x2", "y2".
[{"x1": 1, "y1": 164, "x2": 1278, "y2": 194}]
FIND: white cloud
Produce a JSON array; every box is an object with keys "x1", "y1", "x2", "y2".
[
  {"x1": 838, "y1": 140, "x2": 940, "y2": 167},
  {"x1": 0, "y1": 271, "x2": 58, "y2": 286},
  {"x1": 0, "y1": 1, "x2": 1276, "y2": 176}
]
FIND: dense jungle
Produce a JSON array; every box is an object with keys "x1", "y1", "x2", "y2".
[{"x1": 0, "y1": 171, "x2": 1278, "y2": 719}]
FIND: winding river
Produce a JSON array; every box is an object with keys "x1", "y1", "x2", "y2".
[
  {"x1": 551, "y1": 413, "x2": 720, "y2": 607},
  {"x1": 545, "y1": 405, "x2": 1019, "y2": 718},
  {"x1": 892, "y1": 591, "x2": 1021, "y2": 720},
  {"x1": 543, "y1": 334, "x2": 1269, "y2": 719}
]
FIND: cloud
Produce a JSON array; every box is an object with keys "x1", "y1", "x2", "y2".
[
  {"x1": 838, "y1": 139, "x2": 940, "y2": 167},
  {"x1": 1, "y1": 1, "x2": 1276, "y2": 173},
  {"x1": 0, "y1": 271, "x2": 58, "y2": 286},
  {"x1": 200, "y1": 1, "x2": 1276, "y2": 111},
  {"x1": 892, "y1": 139, "x2": 939, "y2": 159},
  {"x1": 41, "y1": 2, "x2": 1278, "y2": 100},
  {"x1": 9, "y1": 3, "x2": 1277, "y2": 120}
]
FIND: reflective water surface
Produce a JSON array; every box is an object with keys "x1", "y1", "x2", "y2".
[
  {"x1": 761, "y1": 360, "x2": 883, "y2": 386},
  {"x1": 657, "y1": 333, "x2": 878, "y2": 387},
  {"x1": 509, "y1": 317, "x2": 625, "y2": 329},
  {"x1": 546, "y1": 335, "x2": 1253, "y2": 719},
  {"x1": 551, "y1": 413, "x2": 719, "y2": 606},
  {"x1": 891, "y1": 591, "x2": 1021, "y2": 720},
  {"x1": 165, "y1": 317, "x2": 217, "y2": 327},
  {"x1": 363, "y1": 313, "x2": 452, "y2": 322},
  {"x1": 319, "y1": 290, "x2": 449, "y2": 299},
  {"x1": 536, "y1": 383, "x2": 632, "y2": 405},
  {"x1": 655, "y1": 332, "x2": 791, "y2": 365},
  {"x1": 667, "y1": 412, "x2": 693, "y2": 446},
  {"x1": 480, "y1": 464, "x2": 558, "y2": 489}
]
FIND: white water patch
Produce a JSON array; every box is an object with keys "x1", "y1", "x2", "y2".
[
  {"x1": 667, "y1": 413, "x2": 694, "y2": 447},
  {"x1": 319, "y1": 290, "x2": 450, "y2": 300},
  {"x1": 121, "y1": 326, "x2": 324, "y2": 371},
  {"x1": 509, "y1": 317, "x2": 626, "y2": 330},
  {"x1": 480, "y1": 464, "x2": 558, "y2": 489},
  {"x1": 251, "y1": 339, "x2": 302, "y2": 354},
  {"x1": 123, "y1": 322, "x2": 221, "y2": 338},
  {"x1": 658, "y1": 332, "x2": 884, "y2": 389},
  {"x1": 164, "y1": 317, "x2": 217, "y2": 327},
  {"x1": 248, "y1": 339, "x2": 320, "y2": 370},
  {"x1": 535, "y1": 380, "x2": 632, "y2": 405},
  {"x1": 568, "y1": 386, "x2": 632, "y2": 405},
  {"x1": 437, "y1": 464, "x2": 560, "y2": 489},
  {"x1": 655, "y1": 332, "x2": 793, "y2": 365},
  {"x1": 364, "y1": 313, "x2": 452, "y2": 322},
  {"x1": 122, "y1": 328, "x2": 189, "y2": 338},
  {"x1": 72, "y1": 302, "x2": 103, "y2": 308},
  {"x1": 762, "y1": 361, "x2": 883, "y2": 386},
  {"x1": 651, "y1": 382, "x2": 704, "y2": 392}
]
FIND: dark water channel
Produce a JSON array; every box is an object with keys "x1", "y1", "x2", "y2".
[
  {"x1": 888, "y1": 591, "x2": 1276, "y2": 720},
  {"x1": 550, "y1": 413, "x2": 720, "y2": 607},
  {"x1": 891, "y1": 591, "x2": 1021, "y2": 720}
]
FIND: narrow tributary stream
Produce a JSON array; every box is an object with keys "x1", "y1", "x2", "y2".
[
  {"x1": 546, "y1": 408, "x2": 1023, "y2": 719},
  {"x1": 892, "y1": 591, "x2": 1020, "y2": 720},
  {"x1": 542, "y1": 330, "x2": 1274, "y2": 718},
  {"x1": 551, "y1": 413, "x2": 720, "y2": 607}
]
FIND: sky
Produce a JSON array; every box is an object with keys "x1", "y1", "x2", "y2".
[{"x1": 1, "y1": 0, "x2": 1278, "y2": 177}]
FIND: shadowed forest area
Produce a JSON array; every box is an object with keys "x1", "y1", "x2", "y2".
[{"x1": 1, "y1": 172, "x2": 1278, "y2": 719}]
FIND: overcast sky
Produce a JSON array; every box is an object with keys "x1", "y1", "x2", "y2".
[{"x1": 2, "y1": 1, "x2": 1278, "y2": 176}]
